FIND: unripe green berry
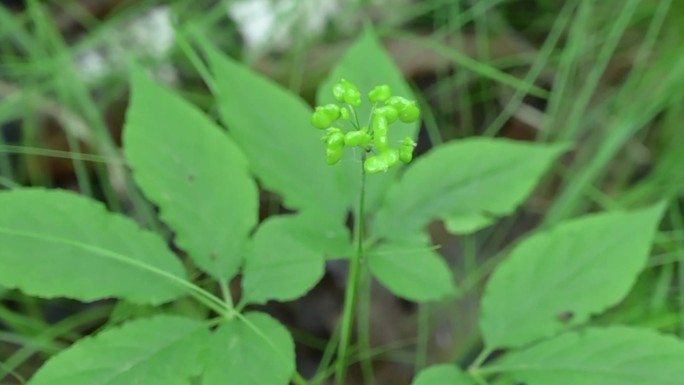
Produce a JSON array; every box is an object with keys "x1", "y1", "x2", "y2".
[
  {"x1": 368, "y1": 85, "x2": 391, "y2": 103},
  {"x1": 398, "y1": 101, "x2": 420, "y2": 123},
  {"x1": 344, "y1": 130, "x2": 371, "y2": 147},
  {"x1": 375, "y1": 106, "x2": 398, "y2": 123}
]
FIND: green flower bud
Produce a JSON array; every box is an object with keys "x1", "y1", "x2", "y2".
[
  {"x1": 332, "y1": 80, "x2": 349, "y2": 102},
  {"x1": 373, "y1": 116, "x2": 389, "y2": 151},
  {"x1": 311, "y1": 107, "x2": 332, "y2": 129},
  {"x1": 340, "y1": 107, "x2": 350, "y2": 120},
  {"x1": 399, "y1": 137, "x2": 416, "y2": 163},
  {"x1": 399, "y1": 149, "x2": 413, "y2": 163},
  {"x1": 321, "y1": 104, "x2": 340, "y2": 120},
  {"x1": 325, "y1": 128, "x2": 345, "y2": 148},
  {"x1": 364, "y1": 155, "x2": 389, "y2": 174},
  {"x1": 312, "y1": 104, "x2": 342, "y2": 129},
  {"x1": 326, "y1": 146, "x2": 344, "y2": 165},
  {"x1": 386, "y1": 96, "x2": 410, "y2": 112},
  {"x1": 372, "y1": 114, "x2": 388, "y2": 132},
  {"x1": 344, "y1": 130, "x2": 371, "y2": 147},
  {"x1": 333, "y1": 79, "x2": 362, "y2": 106},
  {"x1": 374, "y1": 135, "x2": 388, "y2": 152},
  {"x1": 344, "y1": 88, "x2": 362, "y2": 106},
  {"x1": 375, "y1": 106, "x2": 398, "y2": 123},
  {"x1": 364, "y1": 150, "x2": 399, "y2": 173},
  {"x1": 368, "y1": 85, "x2": 391, "y2": 103},
  {"x1": 380, "y1": 149, "x2": 399, "y2": 167},
  {"x1": 398, "y1": 101, "x2": 420, "y2": 123}
]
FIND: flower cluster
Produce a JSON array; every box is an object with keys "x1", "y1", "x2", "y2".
[{"x1": 311, "y1": 79, "x2": 420, "y2": 174}]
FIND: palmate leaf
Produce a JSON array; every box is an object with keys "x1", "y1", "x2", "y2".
[
  {"x1": 317, "y1": 26, "x2": 420, "y2": 213},
  {"x1": 124, "y1": 65, "x2": 258, "y2": 280},
  {"x1": 480, "y1": 203, "x2": 665, "y2": 349},
  {"x1": 368, "y1": 237, "x2": 457, "y2": 302},
  {"x1": 28, "y1": 316, "x2": 209, "y2": 385},
  {"x1": 373, "y1": 138, "x2": 568, "y2": 240},
  {"x1": 242, "y1": 215, "x2": 326, "y2": 305},
  {"x1": 0, "y1": 189, "x2": 187, "y2": 304},
  {"x1": 203, "y1": 312, "x2": 295, "y2": 385},
  {"x1": 493, "y1": 327, "x2": 684, "y2": 385},
  {"x1": 412, "y1": 364, "x2": 475, "y2": 385},
  {"x1": 204, "y1": 44, "x2": 347, "y2": 223}
]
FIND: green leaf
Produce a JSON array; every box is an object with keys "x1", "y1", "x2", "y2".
[
  {"x1": 412, "y1": 364, "x2": 475, "y2": 385},
  {"x1": 318, "y1": 26, "x2": 420, "y2": 213},
  {"x1": 203, "y1": 312, "x2": 295, "y2": 385},
  {"x1": 373, "y1": 138, "x2": 568, "y2": 240},
  {"x1": 493, "y1": 327, "x2": 684, "y2": 385},
  {"x1": 592, "y1": 268, "x2": 677, "y2": 328},
  {"x1": 28, "y1": 316, "x2": 209, "y2": 385},
  {"x1": 124, "y1": 65, "x2": 257, "y2": 280},
  {"x1": 368, "y1": 237, "x2": 458, "y2": 302},
  {"x1": 261, "y1": 210, "x2": 352, "y2": 257},
  {"x1": 0, "y1": 189, "x2": 188, "y2": 304},
  {"x1": 443, "y1": 212, "x2": 495, "y2": 234},
  {"x1": 204, "y1": 45, "x2": 346, "y2": 220},
  {"x1": 242, "y1": 215, "x2": 326, "y2": 305},
  {"x1": 480, "y1": 203, "x2": 665, "y2": 349}
]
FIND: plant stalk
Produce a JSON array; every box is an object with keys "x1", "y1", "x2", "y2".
[
  {"x1": 336, "y1": 154, "x2": 367, "y2": 385},
  {"x1": 358, "y1": 266, "x2": 376, "y2": 385}
]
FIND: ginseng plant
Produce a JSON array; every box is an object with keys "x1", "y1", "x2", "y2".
[{"x1": 1, "y1": 26, "x2": 681, "y2": 385}]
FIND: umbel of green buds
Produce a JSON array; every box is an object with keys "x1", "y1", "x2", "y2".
[{"x1": 311, "y1": 79, "x2": 420, "y2": 174}]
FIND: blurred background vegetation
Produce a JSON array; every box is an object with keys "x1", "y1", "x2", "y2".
[{"x1": 2, "y1": 0, "x2": 684, "y2": 384}]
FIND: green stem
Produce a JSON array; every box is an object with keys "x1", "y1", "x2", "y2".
[
  {"x1": 291, "y1": 372, "x2": 310, "y2": 385},
  {"x1": 312, "y1": 327, "x2": 340, "y2": 384},
  {"x1": 218, "y1": 280, "x2": 235, "y2": 318},
  {"x1": 469, "y1": 347, "x2": 493, "y2": 371},
  {"x1": 177, "y1": 27, "x2": 218, "y2": 94},
  {"x1": 349, "y1": 104, "x2": 362, "y2": 129},
  {"x1": 358, "y1": 267, "x2": 376, "y2": 385},
  {"x1": 336, "y1": 154, "x2": 367, "y2": 385},
  {"x1": 470, "y1": 373, "x2": 490, "y2": 385},
  {"x1": 467, "y1": 348, "x2": 494, "y2": 385},
  {"x1": 415, "y1": 303, "x2": 430, "y2": 372}
]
